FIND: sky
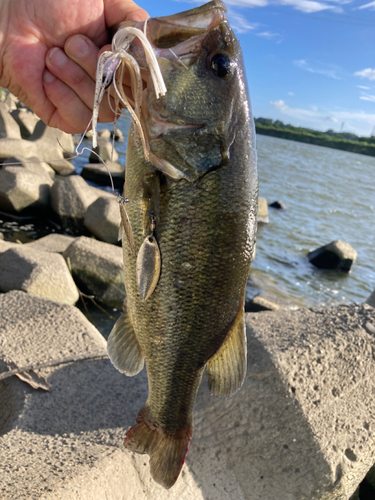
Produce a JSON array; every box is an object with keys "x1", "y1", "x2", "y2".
[{"x1": 139, "y1": 0, "x2": 375, "y2": 136}]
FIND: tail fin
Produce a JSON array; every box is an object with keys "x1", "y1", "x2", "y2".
[{"x1": 124, "y1": 415, "x2": 192, "y2": 489}]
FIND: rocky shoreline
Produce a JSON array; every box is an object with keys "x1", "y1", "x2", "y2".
[{"x1": 1, "y1": 95, "x2": 375, "y2": 499}]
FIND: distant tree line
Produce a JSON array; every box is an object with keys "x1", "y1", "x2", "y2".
[{"x1": 254, "y1": 117, "x2": 375, "y2": 157}]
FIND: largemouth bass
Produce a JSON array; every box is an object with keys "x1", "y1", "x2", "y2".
[{"x1": 107, "y1": 0, "x2": 258, "y2": 489}]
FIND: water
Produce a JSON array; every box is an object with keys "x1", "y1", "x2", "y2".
[{"x1": 252, "y1": 134, "x2": 375, "y2": 307}]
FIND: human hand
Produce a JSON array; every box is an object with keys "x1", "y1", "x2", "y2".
[{"x1": 0, "y1": 0, "x2": 148, "y2": 133}]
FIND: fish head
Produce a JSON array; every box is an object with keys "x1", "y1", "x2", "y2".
[{"x1": 125, "y1": 0, "x2": 254, "y2": 181}]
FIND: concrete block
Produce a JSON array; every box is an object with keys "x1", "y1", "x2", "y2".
[
  {"x1": 0, "y1": 166, "x2": 52, "y2": 212},
  {"x1": 84, "y1": 196, "x2": 121, "y2": 244},
  {"x1": 0, "y1": 246, "x2": 79, "y2": 304},
  {"x1": 89, "y1": 138, "x2": 119, "y2": 163},
  {"x1": 10, "y1": 108, "x2": 39, "y2": 138},
  {"x1": 258, "y1": 197, "x2": 269, "y2": 223},
  {"x1": 0, "y1": 102, "x2": 21, "y2": 139},
  {"x1": 25, "y1": 234, "x2": 75, "y2": 254},
  {"x1": 81, "y1": 161, "x2": 124, "y2": 188},
  {"x1": 308, "y1": 240, "x2": 357, "y2": 272},
  {"x1": 63, "y1": 236, "x2": 125, "y2": 308},
  {"x1": 1, "y1": 303, "x2": 375, "y2": 499}
]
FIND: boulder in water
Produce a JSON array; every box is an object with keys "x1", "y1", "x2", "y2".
[{"x1": 308, "y1": 240, "x2": 357, "y2": 272}]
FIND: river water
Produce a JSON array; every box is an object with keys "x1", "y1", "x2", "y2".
[
  {"x1": 252, "y1": 134, "x2": 375, "y2": 308},
  {"x1": 75, "y1": 122, "x2": 375, "y2": 309}
]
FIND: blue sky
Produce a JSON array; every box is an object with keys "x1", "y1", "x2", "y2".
[{"x1": 139, "y1": 0, "x2": 375, "y2": 136}]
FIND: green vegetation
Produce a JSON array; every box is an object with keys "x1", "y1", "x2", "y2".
[{"x1": 255, "y1": 117, "x2": 375, "y2": 157}]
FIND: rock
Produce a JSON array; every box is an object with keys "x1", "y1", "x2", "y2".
[
  {"x1": 112, "y1": 128, "x2": 124, "y2": 142},
  {"x1": 81, "y1": 161, "x2": 124, "y2": 188},
  {"x1": 0, "y1": 103, "x2": 22, "y2": 139},
  {"x1": 0, "y1": 289, "x2": 106, "y2": 437},
  {"x1": 258, "y1": 197, "x2": 269, "y2": 223},
  {"x1": 25, "y1": 234, "x2": 75, "y2": 254},
  {"x1": 2, "y1": 92, "x2": 18, "y2": 111},
  {"x1": 366, "y1": 291, "x2": 375, "y2": 308},
  {"x1": 245, "y1": 293, "x2": 281, "y2": 312},
  {"x1": 63, "y1": 236, "x2": 125, "y2": 308},
  {"x1": 0, "y1": 166, "x2": 52, "y2": 212},
  {"x1": 308, "y1": 240, "x2": 357, "y2": 272},
  {"x1": 3, "y1": 155, "x2": 56, "y2": 179},
  {"x1": 51, "y1": 176, "x2": 98, "y2": 233},
  {"x1": 0, "y1": 121, "x2": 73, "y2": 166},
  {"x1": 1, "y1": 303, "x2": 375, "y2": 500},
  {"x1": 10, "y1": 108, "x2": 39, "y2": 138},
  {"x1": 84, "y1": 196, "x2": 121, "y2": 244},
  {"x1": 98, "y1": 128, "x2": 111, "y2": 139},
  {"x1": 48, "y1": 158, "x2": 75, "y2": 176},
  {"x1": 84, "y1": 129, "x2": 94, "y2": 139},
  {"x1": 89, "y1": 138, "x2": 119, "y2": 163},
  {"x1": 269, "y1": 200, "x2": 286, "y2": 209},
  {"x1": 29, "y1": 120, "x2": 75, "y2": 156},
  {"x1": 0, "y1": 240, "x2": 19, "y2": 253},
  {"x1": 0, "y1": 246, "x2": 79, "y2": 304}
]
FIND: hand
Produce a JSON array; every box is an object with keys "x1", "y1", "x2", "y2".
[{"x1": 0, "y1": 0, "x2": 148, "y2": 133}]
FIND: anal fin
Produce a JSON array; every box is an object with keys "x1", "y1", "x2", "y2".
[
  {"x1": 206, "y1": 304, "x2": 247, "y2": 397},
  {"x1": 107, "y1": 304, "x2": 144, "y2": 376}
]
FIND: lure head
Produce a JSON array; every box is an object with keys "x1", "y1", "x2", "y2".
[{"x1": 118, "y1": 0, "x2": 255, "y2": 182}]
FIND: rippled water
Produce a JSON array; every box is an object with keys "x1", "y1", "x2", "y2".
[{"x1": 251, "y1": 134, "x2": 375, "y2": 307}]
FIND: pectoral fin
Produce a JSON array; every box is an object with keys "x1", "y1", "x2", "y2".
[
  {"x1": 107, "y1": 305, "x2": 144, "y2": 376},
  {"x1": 206, "y1": 306, "x2": 247, "y2": 397}
]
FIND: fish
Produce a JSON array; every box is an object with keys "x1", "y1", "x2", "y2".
[{"x1": 107, "y1": 0, "x2": 258, "y2": 489}]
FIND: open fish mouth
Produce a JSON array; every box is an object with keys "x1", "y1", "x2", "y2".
[{"x1": 96, "y1": 0, "x2": 231, "y2": 180}]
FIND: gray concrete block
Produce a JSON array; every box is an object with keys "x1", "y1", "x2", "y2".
[
  {"x1": 258, "y1": 196, "x2": 269, "y2": 223},
  {"x1": 1, "y1": 303, "x2": 375, "y2": 499},
  {"x1": 308, "y1": 240, "x2": 357, "y2": 272},
  {"x1": 89, "y1": 138, "x2": 119, "y2": 163},
  {"x1": 84, "y1": 196, "x2": 121, "y2": 244},
  {"x1": 29, "y1": 120, "x2": 75, "y2": 156},
  {"x1": 0, "y1": 166, "x2": 52, "y2": 212},
  {"x1": 0, "y1": 102, "x2": 22, "y2": 139},
  {"x1": 51, "y1": 176, "x2": 98, "y2": 220},
  {"x1": 81, "y1": 161, "x2": 124, "y2": 188},
  {"x1": 63, "y1": 236, "x2": 125, "y2": 308},
  {"x1": 3, "y1": 155, "x2": 56, "y2": 180},
  {"x1": 0, "y1": 246, "x2": 79, "y2": 304},
  {"x1": 10, "y1": 108, "x2": 39, "y2": 138},
  {"x1": 25, "y1": 234, "x2": 75, "y2": 254}
]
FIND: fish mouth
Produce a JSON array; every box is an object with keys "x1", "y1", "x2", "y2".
[{"x1": 148, "y1": 0, "x2": 227, "y2": 49}]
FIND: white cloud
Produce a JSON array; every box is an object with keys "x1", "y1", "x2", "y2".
[
  {"x1": 355, "y1": 68, "x2": 375, "y2": 81},
  {"x1": 269, "y1": 100, "x2": 375, "y2": 136},
  {"x1": 357, "y1": 85, "x2": 371, "y2": 90},
  {"x1": 257, "y1": 30, "x2": 281, "y2": 39},
  {"x1": 360, "y1": 94, "x2": 375, "y2": 102},
  {"x1": 294, "y1": 59, "x2": 341, "y2": 80},
  {"x1": 228, "y1": 11, "x2": 259, "y2": 33},
  {"x1": 288, "y1": 92, "x2": 294, "y2": 96},
  {"x1": 357, "y1": 0, "x2": 375, "y2": 8}
]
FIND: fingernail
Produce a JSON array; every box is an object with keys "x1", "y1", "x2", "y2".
[
  {"x1": 65, "y1": 36, "x2": 90, "y2": 59},
  {"x1": 43, "y1": 69, "x2": 56, "y2": 83},
  {"x1": 49, "y1": 47, "x2": 68, "y2": 67}
]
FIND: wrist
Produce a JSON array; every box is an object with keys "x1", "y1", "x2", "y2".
[{"x1": 0, "y1": 0, "x2": 10, "y2": 87}]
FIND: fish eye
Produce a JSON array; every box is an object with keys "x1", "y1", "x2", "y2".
[{"x1": 210, "y1": 53, "x2": 233, "y2": 79}]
